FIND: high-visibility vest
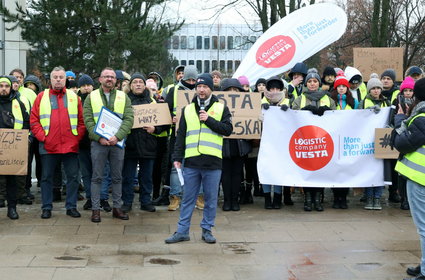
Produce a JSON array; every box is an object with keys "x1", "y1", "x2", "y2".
[
  {"x1": 19, "y1": 86, "x2": 37, "y2": 106},
  {"x1": 390, "y1": 89, "x2": 400, "y2": 103},
  {"x1": 337, "y1": 103, "x2": 353, "y2": 110},
  {"x1": 39, "y1": 89, "x2": 79, "y2": 136},
  {"x1": 300, "y1": 94, "x2": 331, "y2": 108},
  {"x1": 90, "y1": 89, "x2": 126, "y2": 123},
  {"x1": 395, "y1": 113, "x2": 425, "y2": 186},
  {"x1": 11, "y1": 99, "x2": 24, "y2": 129},
  {"x1": 363, "y1": 98, "x2": 389, "y2": 109},
  {"x1": 261, "y1": 96, "x2": 290, "y2": 106},
  {"x1": 172, "y1": 86, "x2": 179, "y2": 116},
  {"x1": 358, "y1": 83, "x2": 367, "y2": 101},
  {"x1": 288, "y1": 83, "x2": 300, "y2": 99},
  {"x1": 184, "y1": 102, "x2": 224, "y2": 159}
]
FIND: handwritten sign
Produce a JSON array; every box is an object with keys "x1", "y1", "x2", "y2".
[
  {"x1": 0, "y1": 129, "x2": 29, "y2": 175},
  {"x1": 132, "y1": 103, "x2": 172, "y2": 128},
  {"x1": 353, "y1": 48, "x2": 404, "y2": 82},
  {"x1": 374, "y1": 128, "x2": 399, "y2": 159},
  {"x1": 176, "y1": 90, "x2": 262, "y2": 139}
]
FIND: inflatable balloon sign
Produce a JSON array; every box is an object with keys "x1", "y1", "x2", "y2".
[{"x1": 232, "y1": 3, "x2": 347, "y2": 84}]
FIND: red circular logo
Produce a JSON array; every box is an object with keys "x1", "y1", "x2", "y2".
[
  {"x1": 289, "y1": 126, "x2": 334, "y2": 171},
  {"x1": 256, "y1": 35, "x2": 296, "y2": 68}
]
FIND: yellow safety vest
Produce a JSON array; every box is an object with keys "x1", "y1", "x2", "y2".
[
  {"x1": 184, "y1": 102, "x2": 224, "y2": 159},
  {"x1": 289, "y1": 83, "x2": 300, "y2": 99},
  {"x1": 390, "y1": 89, "x2": 400, "y2": 103},
  {"x1": 90, "y1": 89, "x2": 126, "y2": 123},
  {"x1": 172, "y1": 86, "x2": 179, "y2": 116},
  {"x1": 359, "y1": 83, "x2": 367, "y2": 101},
  {"x1": 337, "y1": 103, "x2": 353, "y2": 110},
  {"x1": 363, "y1": 98, "x2": 389, "y2": 109},
  {"x1": 395, "y1": 113, "x2": 425, "y2": 186},
  {"x1": 39, "y1": 89, "x2": 79, "y2": 136},
  {"x1": 19, "y1": 86, "x2": 37, "y2": 106},
  {"x1": 261, "y1": 96, "x2": 290, "y2": 106},
  {"x1": 300, "y1": 94, "x2": 331, "y2": 108},
  {"x1": 11, "y1": 99, "x2": 24, "y2": 129}
]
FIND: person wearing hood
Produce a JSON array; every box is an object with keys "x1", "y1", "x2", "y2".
[
  {"x1": 0, "y1": 76, "x2": 30, "y2": 219},
  {"x1": 165, "y1": 74, "x2": 233, "y2": 244},
  {"x1": 287, "y1": 62, "x2": 308, "y2": 104},
  {"x1": 392, "y1": 78, "x2": 425, "y2": 280},
  {"x1": 121, "y1": 73, "x2": 168, "y2": 213},
  {"x1": 292, "y1": 68, "x2": 336, "y2": 212},
  {"x1": 162, "y1": 65, "x2": 185, "y2": 97},
  {"x1": 261, "y1": 76, "x2": 293, "y2": 209},
  {"x1": 405, "y1": 66, "x2": 423, "y2": 81},
  {"x1": 220, "y1": 78, "x2": 252, "y2": 211},
  {"x1": 255, "y1": 78, "x2": 266, "y2": 96},
  {"x1": 147, "y1": 72, "x2": 164, "y2": 97},
  {"x1": 24, "y1": 75, "x2": 43, "y2": 94},
  {"x1": 211, "y1": 70, "x2": 222, "y2": 91},
  {"x1": 344, "y1": 66, "x2": 368, "y2": 103},
  {"x1": 165, "y1": 65, "x2": 200, "y2": 211},
  {"x1": 321, "y1": 66, "x2": 336, "y2": 92}
]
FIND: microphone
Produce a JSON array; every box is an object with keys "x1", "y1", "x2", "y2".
[{"x1": 199, "y1": 99, "x2": 205, "y2": 123}]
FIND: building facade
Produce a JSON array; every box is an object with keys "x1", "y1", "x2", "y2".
[{"x1": 167, "y1": 24, "x2": 262, "y2": 76}]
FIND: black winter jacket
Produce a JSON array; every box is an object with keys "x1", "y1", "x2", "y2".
[
  {"x1": 124, "y1": 90, "x2": 168, "y2": 159},
  {"x1": 393, "y1": 105, "x2": 425, "y2": 155},
  {"x1": 173, "y1": 95, "x2": 233, "y2": 169},
  {"x1": 0, "y1": 90, "x2": 30, "y2": 130}
]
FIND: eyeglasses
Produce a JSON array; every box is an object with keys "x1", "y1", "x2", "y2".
[{"x1": 101, "y1": 75, "x2": 116, "y2": 79}]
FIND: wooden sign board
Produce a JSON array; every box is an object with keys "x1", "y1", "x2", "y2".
[
  {"x1": 374, "y1": 128, "x2": 399, "y2": 159},
  {"x1": 0, "y1": 129, "x2": 29, "y2": 175},
  {"x1": 353, "y1": 48, "x2": 404, "y2": 82},
  {"x1": 132, "y1": 103, "x2": 172, "y2": 128},
  {"x1": 176, "y1": 90, "x2": 262, "y2": 139}
]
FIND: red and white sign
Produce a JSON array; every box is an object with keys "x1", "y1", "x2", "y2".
[
  {"x1": 257, "y1": 107, "x2": 391, "y2": 188},
  {"x1": 233, "y1": 3, "x2": 347, "y2": 84}
]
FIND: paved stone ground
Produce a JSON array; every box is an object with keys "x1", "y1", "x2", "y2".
[{"x1": 0, "y1": 188, "x2": 420, "y2": 280}]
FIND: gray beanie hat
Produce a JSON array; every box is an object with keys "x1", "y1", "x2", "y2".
[
  {"x1": 367, "y1": 77, "x2": 383, "y2": 92},
  {"x1": 130, "y1": 72, "x2": 146, "y2": 84},
  {"x1": 304, "y1": 68, "x2": 322, "y2": 86},
  {"x1": 381, "y1": 69, "x2": 396, "y2": 82},
  {"x1": 77, "y1": 74, "x2": 94, "y2": 87},
  {"x1": 183, "y1": 65, "x2": 198, "y2": 81}
]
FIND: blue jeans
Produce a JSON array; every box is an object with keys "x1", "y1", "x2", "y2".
[
  {"x1": 40, "y1": 153, "x2": 79, "y2": 210},
  {"x1": 170, "y1": 166, "x2": 183, "y2": 196},
  {"x1": 122, "y1": 158, "x2": 154, "y2": 206},
  {"x1": 407, "y1": 179, "x2": 425, "y2": 275},
  {"x1": 365, "y1": 186, "x2": 383, "y2": 198},
  {"x1": 262, "y1": 184, "x2": 283, "y2": 194},
  {"x1": 177, "y1": 167, "x2": 221, "y2": 234}
]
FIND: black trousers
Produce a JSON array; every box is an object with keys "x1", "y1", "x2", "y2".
[
  {"x1": 0, "y1": 175, "x2": 18, "y2": 208},
  {"x1": 222, "y1": 157, "x2": 244, "y2": 202},
  {"x1": 332, "y1": 188, "x2": 349, "y2": 197},
  {"x1": 26, "y1": 139, "x2": 42, "y2": 190},
  {"x1": 152, "y1": 136, "x2": 169, "y2": 199},
  {"x1": 244, "y1": 157, "x2": 259, "y2": 187}
]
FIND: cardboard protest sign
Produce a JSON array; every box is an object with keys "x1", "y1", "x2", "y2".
[
  {"x1": 132, "y1": 103, "x2": 172, "y2": 128},
  {"x1": 374, "y1": 128, "x2": 399, "y2": 159},
  {"x1": 353, "y1": 48, "x2": 404, "y2": 82},
  {"x1": 0, "y1": 129, "x2": 29, "y2": 175},
  {"x1": 176, "y1": 90, "x2": 262, "y2": 139}
]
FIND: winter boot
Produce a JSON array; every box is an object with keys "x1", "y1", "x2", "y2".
[
  {"x1": 304, "y1": 192, "x2": 312, "y2": 212},
  {"x1": 283, "y1": 187, "x2": 294, "y2": 205},
  {"x1": 253, "y1": 184, "x2": 264, "y2": 197},
  {"x1": 152, "y1": 187, "x2": 170, "y2": 206},
  {"x1": 364, "y1": 197, "x2": 374, "y2": 210},
  {"x1": 243, "y1": 183, "x2": 254, "y2": 204},
  {"x1": 272, "y1": 193, "x2": 282, "y2": 209},
  {"x1": 239, "y1": 182, "x2": 246, "y2": 204},
  {"x1": 332, "y1": 195, "x2": 340, "y2": 209},
  {"x1": 264, "y1": 193, "x2": 273, "y2": 209},
  {"x1": 313, "y1": 192, "x2": 324, "y2": 211}
]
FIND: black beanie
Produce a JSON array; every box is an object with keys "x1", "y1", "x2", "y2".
[
  {"x1": 195, "y1": 73, "x2": 214, "y2": 91},
  {"x1": 381, "y1": 69, "x2": 396, "y2": 82},
  {"x1": 78, "y1": 74, "x2": 94, "y2": 87},
  {"x1": 130, "y1": 72, "x2": 146, "y2": 84},
  {"x1": 255, "y1": 78, "x2": 266, "y2": 88},
  {"x1": 414, "y1": 77, "x2": 425, "y2": 101},
  {"x1": 322, "y1": 66, "x2": 336, "y2": 78}
]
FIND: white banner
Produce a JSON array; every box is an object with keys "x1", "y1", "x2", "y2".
[
  {"x1": 232, "y1": 3, "x2": 347, "y2": 84},
  {"x1": 257, "y1": 107, "x2": 391, "y2": 188}
]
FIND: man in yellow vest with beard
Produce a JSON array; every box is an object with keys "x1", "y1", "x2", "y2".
[
  {"x1": 83, "y1": 67, "x2": 134, "y2": 223},
  {"x1": 165, "y1": 74, "x2": 233, "y2": 244}
]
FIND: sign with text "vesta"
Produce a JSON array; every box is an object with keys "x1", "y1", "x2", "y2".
[
  {"x1": 0, "y1": 129, "x2": 29, "y2": 175},
  {"x1": 176, "y1": 90, "x2": 262, "y2": 139}
]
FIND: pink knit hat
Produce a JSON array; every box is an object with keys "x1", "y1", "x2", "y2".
[
  {"x1": 400, "y1": 76, "x2": 415, "y2": 93},
  {"x1": 145, "y1": 78, "x2": 158, "y2": 90},
  {"x1": 238, "y1": 75, "x2": 250, "y2": 86}
]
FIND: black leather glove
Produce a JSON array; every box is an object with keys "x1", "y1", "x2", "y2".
[
  {"x1": 262, "y1": 103, "x2": 270, "y2": 110},
  {"x1": 280, "y1": 104, "x2": 289, "y2": 111},
  {"x1": 301, "y1": 105, "x2": 319, "y2": 115},
  {"x1": 317, "y1": 105, "x2": 331, "y2": 116}
]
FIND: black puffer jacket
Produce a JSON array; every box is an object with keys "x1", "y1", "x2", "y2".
[
  {"x1": 124, "y1": 90, "x2": 168, "y2": 159},
  {"x1": 393, "y1": 103, "x2": 425, "y2": 155},
  {"x1": 0, "y1": 90, "x2": 30, "y2": 129}
]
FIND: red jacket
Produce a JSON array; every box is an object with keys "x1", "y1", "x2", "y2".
[{"x1": 30, "y1": 87, "x2": 85, "y2": 154}]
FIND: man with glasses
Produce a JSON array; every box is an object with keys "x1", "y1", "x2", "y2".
[{"x1": 83, "y1": 67, "x2": 134, "y2": 223}]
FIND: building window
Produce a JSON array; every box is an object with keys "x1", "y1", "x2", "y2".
[
  {"x1": 212, "y1": 60, "x2": 218, "y2": 71},
  {"x1": 235, "y1": 60, "x2": 241, "y2": 70},
  {"x1": 196, "y1": 60, "x2": 202, "y2": 72},
  {"x1": 204, "y1": 60, "x2": 210, "y2": 73},
  {"x1": 219, "y1": 36, "x2": 226, "y2": 50},
  {"x1": 188, "y1": 36, "x2": 195, "y2": 49},
  {"x1": 212, "y1": 36, "x2": 218, "y2": 50},
  {"x1": 219, "y1": 60, "x2": 225, "y2": 71},
  {"x1": 196, "y1": 36, "x2": 203, "y2": 49},
  {"x1": 227, "y1": 60, "x2": 233, "y2": 73},
  {"x1": 204, "y1": 37, "x2": 210, "y2": 49},
  {"x1": 242, "y1": 36, "x2": 249, "y2": 50},
  {"x1": 172, "y1": 36, "x2": 179, "y2": 49},
  {"x1": 181, "y1": 60, "x2": 187, "y2": 66},
  {"x1": 227, "y1": 36, "x2": 234, "y2": 50},
  {"x1": 189, "y1": 60, "x2": 194, "y2": 65},
  {"x1": 180, "y1": 36, "x2": 187, "y2": 50},
  {"x1": 235, "y1": 36, "x2": 241, "y2": 50}
]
